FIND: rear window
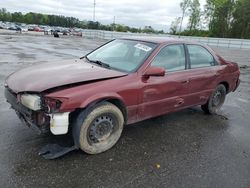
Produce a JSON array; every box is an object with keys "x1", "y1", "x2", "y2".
[{"x1": 187, "y1": 45, "x2": 215, "y2": 68}]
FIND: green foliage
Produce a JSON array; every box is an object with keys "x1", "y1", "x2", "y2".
[
  {"x1": 179, "y1": 29, "x2": 211, "y2": 37},
  {"x1": 172, "y1": 0, "x2": 249, "y2": 39},
  {"x1": 206, "y1": 0, "x2": 234, "y2": 38},
  {"x1": 230, "y1": 0, "x2": 250, "y2": 39},
  {"x1": 1, "y1": 1, "x2": 249, "y2": 39},
  {"x1": 0, "y1": 8, "x2": 11, "y2": 21},
  {"x1": 188, "y1": 0, "x2": 201, "y2": 30}
]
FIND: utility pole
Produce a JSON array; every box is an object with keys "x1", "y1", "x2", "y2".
[
  {"x1": 113, "y1": 16, "x2": 116, "y2": 31},
  {"x1": 93, "y1": 0, "x2": 96, "y2": 22}
]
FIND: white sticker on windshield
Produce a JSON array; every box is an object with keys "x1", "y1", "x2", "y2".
[{"x1": 134, "y1": 43, "x2": 152, "y2": 52}]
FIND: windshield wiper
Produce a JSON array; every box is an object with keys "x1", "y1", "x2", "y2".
[
  {"x1": 85, "y1": 57, "x2": 110, "y2": 69},
  {"x1": 91, "y1": 60, "x2": 110, "y2": 69}
]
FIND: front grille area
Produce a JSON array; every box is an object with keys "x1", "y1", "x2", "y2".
[
  {"x1": 4, "y1": 87, "x2": 50, "y2": 134},
  {"x1": 5, "y1": 87, "x2": 33, "y2": 118}
]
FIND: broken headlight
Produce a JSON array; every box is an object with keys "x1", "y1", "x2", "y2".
[
  {"x1": 20, "y1": 94, "x2": 41, "y2": 111},
  {"x1": 43, "y1": 97, "x2": 62, "y2": 113}
]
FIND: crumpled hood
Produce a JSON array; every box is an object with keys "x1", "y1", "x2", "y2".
[{"x1": 6, "y1": 59, "x2": 127, "y2": 93}]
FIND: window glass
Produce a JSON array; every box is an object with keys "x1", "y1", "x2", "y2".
[
  {"x1": 151, "y1": 44, "x2": 186, "y2": 72},
  {"x1": 187, "y1": 45, "x2": 214, "y2": 68},
  {"x1": 94, "y1": 42, "x2": 128, "y2": 58},
  {"x1": 87, "y1": 39, "x2": 156, "y2": 72}
]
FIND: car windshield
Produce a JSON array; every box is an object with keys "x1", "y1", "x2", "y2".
[{"x1": 86, "y1": 39, "x2": 157, "y2": 72}]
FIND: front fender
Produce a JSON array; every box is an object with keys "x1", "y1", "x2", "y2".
[{"x1": 79, "y1": 92, "x2": 125, "y2": 109}]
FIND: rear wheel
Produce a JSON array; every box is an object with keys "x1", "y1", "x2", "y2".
[
  {"x1": 73, "y1": 102, "x2": 124, "y2": 154},
  {"x1": 201, "y1": 84, "x2": 226, "y2": 114}
]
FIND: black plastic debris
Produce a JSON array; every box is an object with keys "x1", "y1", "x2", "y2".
[
  {"x1": 53, "y1": 32, "x2": 59, "y2": 38},
  {"x1": 39, "y1": 144, "x2": 77, "y2": 159}
]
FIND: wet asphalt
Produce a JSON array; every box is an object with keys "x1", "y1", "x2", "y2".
[{"x1": 0, "y1": 34, "x2": 250, "y2": 188}]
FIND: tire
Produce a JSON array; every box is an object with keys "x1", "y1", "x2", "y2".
[
  {"x1": 201, "y1": 84, "x2": 226, "y2": 114},
  {"x1": 73, "y1": 102, "x2": 124, "y2": 154}
]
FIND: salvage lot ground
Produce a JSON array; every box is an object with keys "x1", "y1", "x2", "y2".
[{"x1": 0, "y1": 34, "x2": 250, "y2": 188}]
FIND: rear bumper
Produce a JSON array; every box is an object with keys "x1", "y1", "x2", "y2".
[{"x1": 233, "y1": 78, "x2": 240, "y2": 91}]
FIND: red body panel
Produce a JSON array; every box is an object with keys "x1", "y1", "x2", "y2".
[
  {"x1": 5, "y1": 38, "x2": 240, "y2": 125},
  {"x1": 6, "y1": 59, "x2": 127, "y2": 93}
]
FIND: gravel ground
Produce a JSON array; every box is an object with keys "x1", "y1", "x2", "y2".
[{"x1": 0, "y1": 34, "x2": 250, "y2": 188}]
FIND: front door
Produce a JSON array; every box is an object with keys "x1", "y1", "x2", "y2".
[{"x1": 138, "y1": 44, "x2": 190, "y2": 120}]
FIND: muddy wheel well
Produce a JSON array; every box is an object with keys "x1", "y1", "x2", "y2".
[
  {"x1": 69, "y1": 98, "x2": 127, "y2": 126},
  {"x1": 105, "y1": 99, "x2": 127, "y2": 124},
  {"x1": 219, "y1": 82, "x2": 229, "y2": 93}
]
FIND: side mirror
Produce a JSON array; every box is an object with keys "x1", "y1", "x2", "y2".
[{"x1": 143, "y1": 66, "x2": 165, "y2": 77}]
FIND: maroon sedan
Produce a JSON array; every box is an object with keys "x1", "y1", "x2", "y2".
[{"x1": 4, "y1": 37, "x2": 240, "y2": 155}]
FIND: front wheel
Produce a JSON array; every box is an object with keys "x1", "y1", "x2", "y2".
[
  {"x1": 73, "y1": 102, "x2": 124, "y2": 154},
  {"x1": 201, "y1": 84, "x2": 226, "y2": 114}
]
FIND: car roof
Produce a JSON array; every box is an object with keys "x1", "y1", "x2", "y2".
[{"x1": 121, "y1": 36, "x2": 198, "y2": 45}]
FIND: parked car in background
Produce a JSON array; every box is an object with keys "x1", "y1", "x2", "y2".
[
  {"x1": 0, "y1": 22, "x2": 4, "y2": 29},
  {"x1": 62, "y1": 29, "x2": 70, "y2": 35},
  {"x1": 16, "y1": 26, "x2": 28, "y2": 32},
  {"x1": 34, "y1": 26, "x2": 42, "y2": 32},
  {"x1": 71, "y1": 28, "x2": 82, "y2": 37},
  {"x1": 44, "y1": 27, "x2": 53, "y2": 35},
  {"x1": 4, "y1": 37, "x2": 240, "y2": 156},
  {"x1": 39, "y1": 26, "x2": 46, "y2": 32},
  {"x1": 28, "y1": 25, "x2": 36, "y2": 31},
  {"x1": 8, "y1": 25, "x2": 17, "y2": 30},
  {"x1": 0, "y1": 23, "x2": 8, "y2": 29},
  {"x1": 53, "y1": 27, "x2": 62, "y2": 33}
]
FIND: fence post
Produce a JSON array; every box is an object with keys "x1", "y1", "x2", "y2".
[{"x1": 240, "y1": 40, "x2": 243, "y2": 49}]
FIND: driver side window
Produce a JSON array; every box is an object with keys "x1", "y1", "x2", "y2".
[{"x1": 151, "y1": 44, "x2": 186, "y2": 72}]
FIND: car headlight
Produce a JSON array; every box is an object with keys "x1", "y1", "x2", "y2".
[
  {"x1": 44, "y1": 97, "x2": 62, "y2": 113},
  {"x1": 20, "y1": 94, "x2": 41, "y2": 111}
]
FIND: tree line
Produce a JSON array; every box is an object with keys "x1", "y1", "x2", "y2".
[
  {"x1": 170, "y1": 0, "x2": 250, "y2": 39},
  {"x1": 0, "y1": 8, "x2": 164, "y2": 34},
  {"x1": 1, "y1": 0, "x2": 250, "y2": 39}
]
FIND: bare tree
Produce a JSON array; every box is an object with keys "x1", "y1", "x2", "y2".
[
  {"x1": 179, "y1": 0, "x2": 191, "y2": 36},
  {"x1": 170, "y1": 17, "x2": 181, "y2": 34}
]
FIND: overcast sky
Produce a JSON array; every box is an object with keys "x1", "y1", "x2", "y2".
[{"x1": 0, "y1": 0, "x2": 206, "y2": 31}]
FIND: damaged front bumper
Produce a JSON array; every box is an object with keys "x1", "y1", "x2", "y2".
[
  {"x1": 49, "y1": 112, "x2": 70, "y2": 135},
  {"x1": 4, "y1": 87, "x2": 70, "y2": 135}
]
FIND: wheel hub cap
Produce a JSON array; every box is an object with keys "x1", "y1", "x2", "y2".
[
  {"x1": 213, "y1": 91, "x2": 222, "y2": 106},
  {"x1": 89, "y1": 115, "x2": 114, "y2": 143}
]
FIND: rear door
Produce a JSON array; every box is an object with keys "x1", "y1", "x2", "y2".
[
  {"x1": 138, "y1": 44, "x2": 191, "y2": 120},
  {"x1": 185, "y1": 44, "x2": 221, "y2": 105}
]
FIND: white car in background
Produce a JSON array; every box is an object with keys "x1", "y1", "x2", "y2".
[{"x1": 16, "y1": 26, "x2": 28, "y2": 32}]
